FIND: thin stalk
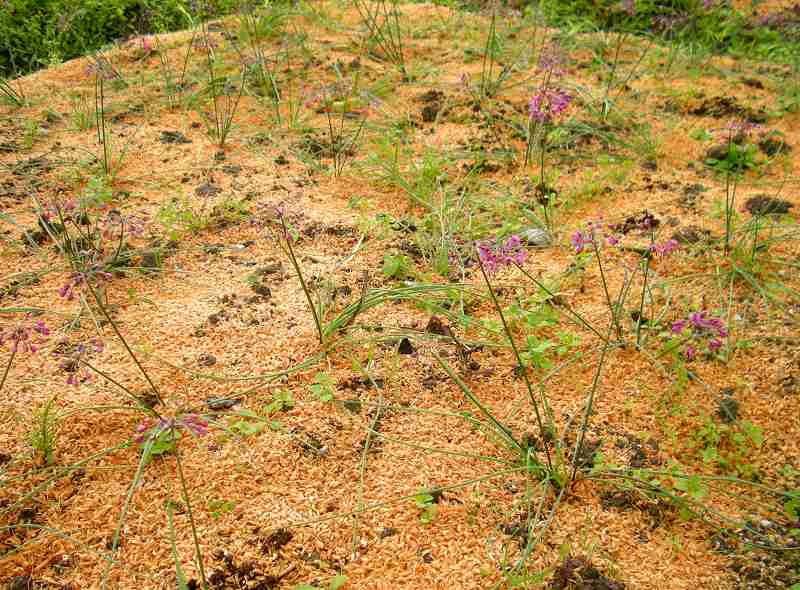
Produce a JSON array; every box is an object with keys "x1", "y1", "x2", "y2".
[
  {"x1": 279, "y1": 217, "x2": 324, "y2": 344},
  {"x1": 101, "y1": 437, "x2": 155, "y2": 588},
  {"x1": 478, "y1": 258, "x2": 552, "y2": 470},
  {"x1": 592, "y1": 240, "x2": 622, "y2": 339},
  {"x1": 94, "y1": 74, "x2": 111, "y2": 176},
  {"x1": 600, "y1": 33, "x2": 627, "y2": 119},
  {"x1": 351, "y1": 393, "x2": 383, "y2": 557},
  {"x1": 279, "y1": 468, "x2": 525, "y2": 531},
  {"x1": 85, "y1": 281, "x2": 164, "y2": 406},
  {"x1": 434, "y1": 352, "x2": 522, "y2": 451},
  {"x1": 635, "y1": 254, "x2": 651, "y2": 345},
  {"x1": 569, "y1": 320, "x2": 616, "y2": 484},
  {"x1": 513, "y1": 262, "x2": 606, "y2": 342},
  {"x1": 78, "y1": 358, "x2": 161, "y2": 418},
  {"x1": 0, "y1": 347, "x2": 17, "y2": 394},
  {"x1": 174, "y1": 437, "x2": 208, "y2": 589}
]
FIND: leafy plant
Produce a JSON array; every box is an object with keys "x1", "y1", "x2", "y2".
[
  {"x1": 694, "y1": 416, "x2": 764, "y2": 479},
  {"x1": 208, "y1": 498, "x2": 236, "y2": 519},
  {"x1": 263, "y1": 389, "x2": 295, "y2": 415},
  {"x1": 29, "y1": 396, "x2": 59, "y2": 465},
  {"x1": 198, "y1": 23, "x2": 246, "y2": 149},
  {"x1": 228, "y1": 410, "x2": 266, "y2": 437},
  {"x1": 382, "y1": 252, "x2": 414, "y2": 280},
  {"x1": 413, "y1": 492, "x2": 438, "y2": 524},
  {"x1": 311, "y1": 372, "x2": 335, "y2": 402},
  {"x1": 354, "y1": 0, "x2": 407, "y2": 78}
]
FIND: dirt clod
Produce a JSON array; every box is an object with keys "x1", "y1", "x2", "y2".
[{"x1": 745, "y1": 195, "x2": 793, "y2": 216}]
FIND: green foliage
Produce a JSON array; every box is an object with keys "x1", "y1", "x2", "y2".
[
  {"x1": 705, "y1": 142, "x2": 761, "y2": 175},
  {"x1": 28, "y1": 396, "x2": 59, "y2": 465},
  {"x1": 142, "y1": 429, "x2": 180, "y2": 462},
  {"x1": 263, "y1": 389, "x2": 295, "y2": 415},
  {"x1": 536, "y1": 0, "x2": 800, "y2": 63},
  {"x1": 0, "y1": 0, "x2": 239, "y2": 77},
  {"x1": 228, "y1": 410, "x2": 266, "y2": 437},
  {"x1": 310, "y1": 372, "x2": 335, "y2": 402},
  {"x1": 413, "y1": 492, "x2": 438, "y2": 524},
  {"x1": 208, "y1": 498, "x2": 236, "y2": 519},
  {"x1": 382, "y1": 251, "x2": 414, "y2": 280},
  {"x1": 693, "y1": 416, "x2": 763, "y2": 479}
]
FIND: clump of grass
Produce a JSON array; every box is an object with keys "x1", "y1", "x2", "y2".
[
  {"x1": 0, "y1": 77, "x2": 25, "y2": 107},
  {"x1": 29, "y1": 396, "x2": 59, "y2": 466},
  {"x1": 354, "y1": 0, "x2": 407, "y2": 78},
  {"x1": 198, "y1": 24, "x2": 246, "y2": 149}
]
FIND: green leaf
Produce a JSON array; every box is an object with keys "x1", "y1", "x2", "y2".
[
  {"x1": 420, "y1": 504, "x2": 438, "y2": 524},
  {"x1": 311, "y1": 372, "x2": 336, "y2": 402},
  {"x1": 166, "y1": 503, "x2": 189, "y2": 590},
  {"x1": 229, "y1": 420, "x2": 264, "y2": 436},
  {"x1": 329, "y1": 575, "x2": 348, "y2": 590}
]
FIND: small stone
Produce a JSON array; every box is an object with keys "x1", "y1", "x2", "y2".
[
  {"x1": 425, "y1": 316, "x2": 449, "y2": 336},
  {"x1": 251, "y1": 283, "x2": 271, "y2": 298},
  {"x1": 196, "y1": 182, "x2": 222, "y2": 198},
  {"x1": 518, "y1": 227, "x2": 552, "y2": 247},
  {"x1": 198, "y1": 353, "x2": 217, "y2": 367},
  {"x1": 205, "y1": 397, "x2": 241, "y2": 410},
  {"x1": 159, "y1": 130, "x2": 191, "y2": 144},
  {"x1": 398, "y1": 338, "x2": 414, "y2": 355},
  {"x1": 745, "y1": 195, "x2": 793, "y2": 216},
  {"x1": 718, "y1": 396, "x2": 739, "y2": 423}
]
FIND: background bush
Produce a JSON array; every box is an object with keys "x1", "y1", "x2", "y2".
[
  {"x1": 0, "y1": 0, "x2": 239, "y2": 77},
  {"x1": 535, "y1": 0, "x2": 800, "y2": 63}
]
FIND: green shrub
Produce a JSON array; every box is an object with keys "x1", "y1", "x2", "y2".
[
  {"x1": 534, "y1": 0, "x2": 800, "y2": 63},
  {"x1": 0, "y1": 0, "x2": 239, "y2": 77}
]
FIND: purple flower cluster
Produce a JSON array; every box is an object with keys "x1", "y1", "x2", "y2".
[
  {"x1": 529, "y1": 88, "x2": 572, "y2": 124},
  {"x1": 57, "y1": 339, "x2": 104, "y2": 386},
  {"x1": 134, "y1": 413, "x2": 209, "y2": 444},
  {"x1": 570, "y1": 222, "x2": 621, "y2": 254},
  {"x1": 649, "y1": 239, "x2": 680, "y2": 257},
  {"x1": 40, "y1": 198, "x2": 78, "y2": 224},
  {"x1": 724, "y1": 118, "x2": 759, "y2": 139},
  {"x1": 100, "y1": 209, "x2": 148, "y2": 239},
  {"x1": 477, "y1": 235, "x2": 527, "y2": 274},
  {"x1": 134, "y1": 36, "x2": 154, "y2": 57},
  {"x1": 671, "y1": 311, "x2": 728, "y2": 359},
  {"x1": 0, "y1": 317, "x2": 50, "y2": 354},
  {"x1": 59, "y1": 269, "x2": 113, "y2": 301},
  {"x1": 537, "y1": 42, "x2": 567, "y2": 77}
]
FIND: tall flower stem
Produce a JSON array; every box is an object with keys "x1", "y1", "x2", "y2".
[
  {"x1": 0, "y1": 347, "x2": 17, "y2": 394},
  {"x1": 174, "y1": 438, "x2": 209, "y2": 590},
  {"x1": 723, "y1": 140, "x2": 738, "y2": 254},
  {"x1": 569, "y1": 315, "x2": 617, "y2": 484},
  {"x1": 513, "y1": 263, "x2": 607, "y2": 343},
  {"x1": 635, "y1": 254, "x2": 651, "y2": 345},
  {"x1": 600, "y1": 32, "x2": 627, "y2": 120},
  {"x1": 478, "y1": 256, "x2": 553, "y2": 471},
  {"x1": 279, "y1": 216, "x2": 324, "y2": 345},
  {"x1": 85, "y1": 281, "x2": 164, "y2": 406},
  {"x1": 592, "y1": 240, "x2": 622, "y2": 340}
]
